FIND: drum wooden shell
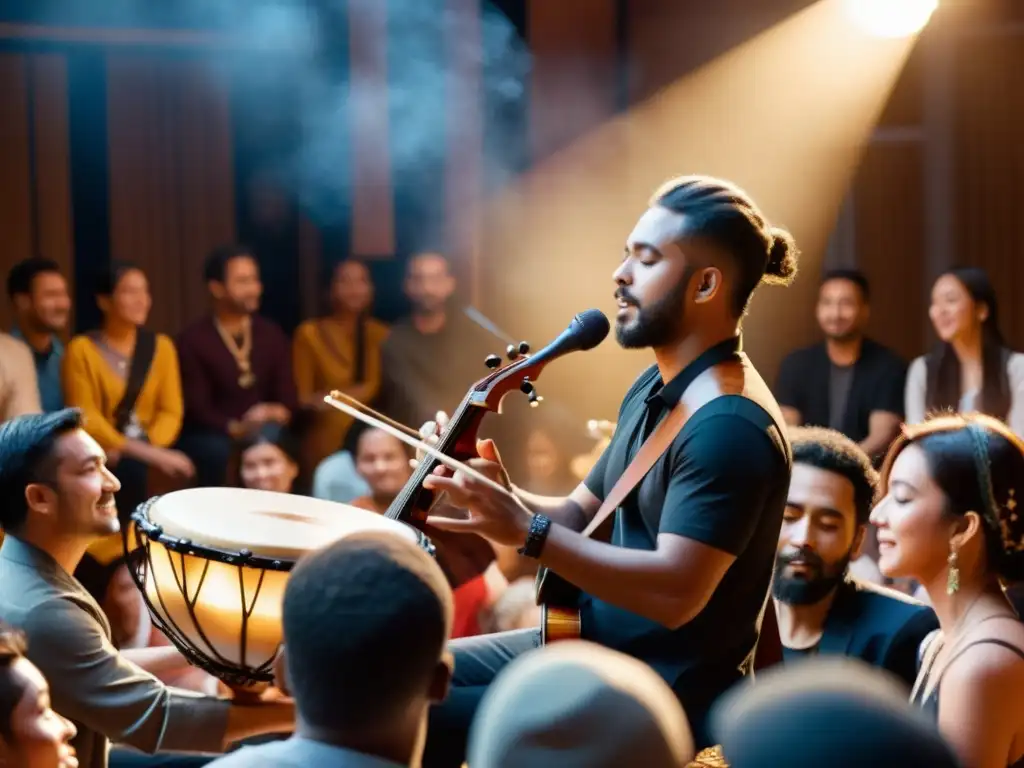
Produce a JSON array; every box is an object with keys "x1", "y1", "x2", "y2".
[{"x1": 130, "y1": 488, "x2": 432, "y2": 685}]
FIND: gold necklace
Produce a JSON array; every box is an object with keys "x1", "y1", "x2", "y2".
[{"x1": 214, "y1": 317, "x2": 255, "y2": 389}]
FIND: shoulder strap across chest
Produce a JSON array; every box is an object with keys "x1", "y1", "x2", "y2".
[{"x1": 580, "y1": 358, "x2": 750, "y2": 539}]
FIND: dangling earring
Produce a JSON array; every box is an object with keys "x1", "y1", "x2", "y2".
[{"x1": 947, "y1": 549, "x2": 960, "y2": 595}]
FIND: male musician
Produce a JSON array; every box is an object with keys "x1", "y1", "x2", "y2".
[
  {"x1": 0, "y1": 410, "x2": 295, "y2": 768},
  {"x1": 418, "y1": 175, "x2": 798, "y2": 765},
  {"x1": 772, "y1": 426, "x2": 937, "y2": 687},
  {"x1": 176, "y1": 245, "x2": 297, "y2": 487}
]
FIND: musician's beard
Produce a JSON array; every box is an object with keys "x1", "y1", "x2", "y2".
[
  {"x1": 772, "y1": 549, "x2": 851, "y2": 606},
  {"x1": 615, "y1": 267, "x2": 693, "y2": 349}
]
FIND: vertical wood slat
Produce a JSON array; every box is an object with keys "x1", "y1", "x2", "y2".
[
  {"x1": 29, "y1": 54, "x2": 74, "y2": 284},
  {"x1": 952, "y1": 32, "x2": 1024, "y2": 351},
  {"x1": 852, "y1": 143, "x2": 927, "y2": 363},
  {"x1": 444, "y1": 0, "x2": 484, "y2": 304},
  {"x1": 348, "y1": 0, "x2": 394, "y2": 258},
  {"x1": 0, "y1": 54, "x2": 35, "y2": 329},
  {"x1": 107, "y1": 54, "x2": 236, "y2": 335}
]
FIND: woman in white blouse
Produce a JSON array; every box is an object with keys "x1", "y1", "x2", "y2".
[{"x1": 906, "y1": 267, "x2": 1024, "y2": 434}]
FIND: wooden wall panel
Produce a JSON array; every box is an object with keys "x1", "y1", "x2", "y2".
[
  {"x1": 852, "y1": 142, "x2": 928, "y2": 362},
  {"x1": 952, "y1": 31, "x2": 1024, "y2": 350},
  {"x1": 528, "y1": 0, "x2": 619, "y2": 159},
  {"x1": 0, "y1": 53, "x2": 34, "y2": 331},
  {"x1": 107, "y1": 55, "x2": 236, "y2": 335},
  {"x1": 348, "y1": 0, "x2": 395, "y2": 258},
  {"x1": 443, "y1": 0, "x2": 484, "y2": 303},
  {"x1": 29, "y1": 54, "x2": 74, "y2": 281},
  {"x1": 0, "y1": 53, "x2": 73, "y2": 332}
]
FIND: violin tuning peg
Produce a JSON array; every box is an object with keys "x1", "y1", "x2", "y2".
[
  {"x1": 519, "y1": 379, "x2": 534, "y2": 395},
  {"x1": 518, "y1": 340, "x2": 530, "y2": 354},
  {"x1": 506, "y1": 344, "x2": 519, "y2": 360},
  {"x1": 528, "y1": 390, "x2": 543, "y2": 408},
  {"x1": 485, "y1": 354, "x2": 502, "y2": 369}
]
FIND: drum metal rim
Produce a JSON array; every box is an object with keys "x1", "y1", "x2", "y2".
[{"x1": 124, "y1": 495, "x2": 438, "y2": 687}]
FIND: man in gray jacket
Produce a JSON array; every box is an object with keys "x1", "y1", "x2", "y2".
[{"x1": 0, "y1": 409, "x2": 295, "y2": 768}]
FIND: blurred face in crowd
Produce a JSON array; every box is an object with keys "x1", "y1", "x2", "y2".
[
  {"x1": 929, "y1": 273, "x2": 985, "y2": 344},
  {"x1": 870, "y1": 444, "x2": 954, "y2": 585},
  {"x1": 1, "y1": 658, "x2": 78, "y2": 768},
  {"x1": 99, "y1": 269, "x2": 151, "y2": 328},
  {"x1": 212, "y1": 255, "x2": 263, "y2": 315},
  {"x1": 13, "y1": 270, "x2": 71, "y2": 335},
  {"x1": 355, "y1": 429, "x2": 411, "y2": 502},
  {"x1": 773, "y1": 462, "x2": 864, "y2": 605},
  {"x1": 24, "y1": 429, "x2": 121, "y2": 540},
  {"x1": 331, "y1": 260, "x2": 374, "y2": 316},
  {"x1": 816, "y1": 278, "x2": 867, "y2": 343},
  {"x1": 525, "y1": 429, "x2": 562, "y2": 484},
  {"x1": 240, "y1": 441, "x2": 298, "y2": 493},
  {"x1": 404, "y1": 253, "x2": 455, "y2": 315}
]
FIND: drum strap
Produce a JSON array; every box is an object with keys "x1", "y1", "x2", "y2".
[{"x1": 114, "y1": 329, "x2": 157, "y2": 434}]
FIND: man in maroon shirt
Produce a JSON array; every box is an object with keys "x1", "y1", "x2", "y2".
[{"x1": 176, "y1": 245, "x2": 297, "y2": 488}]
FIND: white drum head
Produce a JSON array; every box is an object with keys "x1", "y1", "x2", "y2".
[{"x1": 147, "y1": 487, "x2": 416, "y2": 561}]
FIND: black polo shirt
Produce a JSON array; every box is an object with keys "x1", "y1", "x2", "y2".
[
  {"x1": 581, "y1": 337, "x2": 790, "y2": 720},
  {"x1": 775, "y1": 338, "x2": 906, "y2": 445}
]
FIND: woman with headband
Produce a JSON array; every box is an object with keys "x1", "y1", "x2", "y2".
[{"x1": 871, "y1": 413, "x2": 1024, "y2": 768}]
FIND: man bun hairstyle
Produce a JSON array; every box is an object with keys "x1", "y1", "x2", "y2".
[
  {"x1": 765, "y1": 228, "x2": 799, "y2": 285},
  {"x1": 652, "y1": 175, "x2": 799, "y2": 316}
]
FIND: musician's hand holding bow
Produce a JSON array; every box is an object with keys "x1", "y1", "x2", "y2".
[{"x1": 423, "y1": 438, "x2": 532, "y2": 547}]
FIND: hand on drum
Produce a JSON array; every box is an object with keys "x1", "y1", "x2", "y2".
[{"x1": 422, "y1": 437, "x2": 532, "y2": 548}]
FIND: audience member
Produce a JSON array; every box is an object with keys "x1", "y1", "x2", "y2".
[
  {"x1": 207, "y1": 530, "x2": 454, "y2": 768},
  {"x1": 349, "y1": 426, "x2": 413, "y2": 515},
  {"x1": 293, "y1": 259, "x2": 389, "y2": 470},
  {"x1": 176, "y1": 246, "x2": 297, "y2": 487},
  {"x1": 0, "y1": 410, "x2": 295, "y2": 768},
  {"x1": 349, "y1": 425, "x2": 505, "y2": 639},
  {"x1": 0, "y1": 332, "x2": 41, "y2": 421},
  {"x1": 0, "y1": 621, "x2": 78, "y2": 768},
  {"x1": 772, "y1": 427, "x2": 937, "y2": 687},
  {"x1": 377, "y1": 252, "x2": 501, "y2": 432},
  {"x1": 710, "y1": 657, "x2": 962, "y2": 768},
  {"x1": 906, "y1": 267, "x2": 1024, "y2": 435},
  {"x1": 468, "y1": 640, "x2": 694, "y2": 768},
  {"x1": 6, "y1": 258, "x2": 71, "y2": 413},
  {"x1": 63, "y1": 262, "x2": 194, "y2": 530},
  {"x1": 872, "y1": 413, "x2": 1024, "y2": 768},
  {"x1": 776, "y1": 269, "x2": 906, "y2": 461},
  {"x1": 236, "y1": 424, "x2": 301, "y2": 494}
]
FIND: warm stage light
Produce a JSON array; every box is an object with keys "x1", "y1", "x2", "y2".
[{"x1": 843, "y1": 0, "x2": 938, "y2": 38}]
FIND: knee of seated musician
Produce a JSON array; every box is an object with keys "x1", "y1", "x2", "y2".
[{"x1": 448, "y1": 628, "x2": 541, "y2": 687}]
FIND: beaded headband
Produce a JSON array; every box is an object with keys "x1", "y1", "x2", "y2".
[{"x1": 965, "y1": 423, "x2": 1023, "y2": 553}]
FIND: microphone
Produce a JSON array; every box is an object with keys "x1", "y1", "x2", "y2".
[{"x1": 531, "y1": 309, "x2": 610, "y2": 363}]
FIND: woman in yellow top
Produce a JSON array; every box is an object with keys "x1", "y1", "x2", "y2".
[
  {"x1": 293, "y1": 258, "x2": 389, "y2": 469},
  {"x1": 62, "y1": 262, "x2": 194, "y2": 532}
]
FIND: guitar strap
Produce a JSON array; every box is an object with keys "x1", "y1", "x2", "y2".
[
  {"x1": 113, "y1": 329, "x2": 157, "y2": 435},
  {"x1": 580, "y1": 360, "x2": 744, "y2": 539},
  {"x1": 573, "y1": 358, "x2": 784, "y2": 668}
]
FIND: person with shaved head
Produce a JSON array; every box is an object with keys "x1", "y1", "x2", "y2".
[{"x1": 209, "y1": 531, "x2": 455, "y2": 768}]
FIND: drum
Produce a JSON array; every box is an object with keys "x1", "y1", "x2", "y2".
[{"x1": 129, "y1": 487, "x2": 433, "y2": 686}]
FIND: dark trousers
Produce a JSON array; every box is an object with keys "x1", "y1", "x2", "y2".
[
  {"x1": 421, "y1": 629, "x2": 730, "y2": 767},
  {"x1": 421, "y1": 629, "x2": 541, "y2": 768},
  {"x1": 176, "y1": 429, "x2": 232, "y2": 488}
]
